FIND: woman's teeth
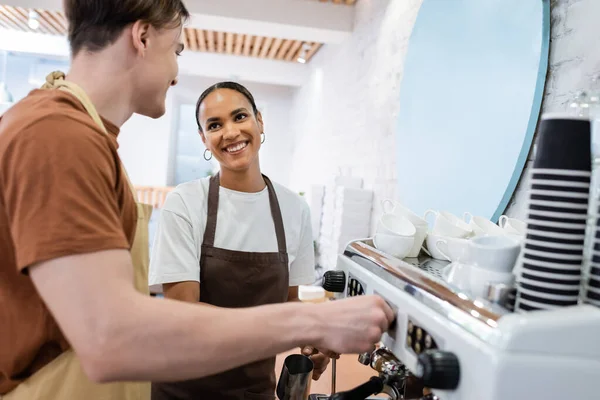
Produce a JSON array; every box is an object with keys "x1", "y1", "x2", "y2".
[{"x1": 225, "y1": 142, "x2": 248, "y2": 153}]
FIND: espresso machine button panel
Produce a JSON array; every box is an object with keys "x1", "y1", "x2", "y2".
[
  {"x1": 347, "y1": 274, "x2": 366, "y2": 297},
  {"x1": 406, "y1": 319, "x2": 438, "y2": 356}
]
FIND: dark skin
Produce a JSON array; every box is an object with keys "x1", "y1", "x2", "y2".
[{"x1": 162, "y1": 88, "x2": 334, "y2": 381}]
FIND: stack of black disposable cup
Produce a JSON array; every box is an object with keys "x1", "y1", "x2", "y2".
[
  {"x1": 583, "y1": 188, "x2": 600, "y2": 307},
  {"x1": 515, "y1": 116, "x2": 592, "y2": 312}
]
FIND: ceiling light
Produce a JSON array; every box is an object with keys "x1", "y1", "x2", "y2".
[
  {"x1": 296, "y1": 43, "x2": 312, "y2": 64},
  {"x1": 28, "y1": 10, "x2": 40, "y2": 30}
]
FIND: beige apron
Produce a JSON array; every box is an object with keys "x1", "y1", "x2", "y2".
[{"x1": 3, "y1": 72, "x2": 152, "y2": 400}]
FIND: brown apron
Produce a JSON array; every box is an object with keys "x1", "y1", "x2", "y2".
[
  {"x1": 151, "y1": 173, "x2": 289, "y2": 400},
  {"x1": 3, "y1": 72, "x2": 152, "y2": 400}
]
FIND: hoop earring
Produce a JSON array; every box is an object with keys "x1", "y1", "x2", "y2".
[
  {"x1": 261, "y1": 132, "x2": 265, "y2": 144},
  {"x1": 203, "y1": 149, "x2": 212, "y2": 161}
]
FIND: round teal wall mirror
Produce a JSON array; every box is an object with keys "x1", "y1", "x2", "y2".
[{"x1": 395, "y1": 0, "x2": 550, "y2": 221}]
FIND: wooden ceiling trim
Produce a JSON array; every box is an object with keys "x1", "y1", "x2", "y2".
[
  {"x1": 251, "y1": 36, "x2": 264, "y2": 57},
  {"x1": 182, "y1": 28, "x2": 190, "y2": 50},
  {"x1": 0, "y1": 7, "x2": 28, "y2": 31},
  {"x1": 304, "y1": 43, "x2": 322, "y2": 61},
  {"x1": 0, "y1": 5, "x2": 325, "y2": 63},
  {"x1": 267, "y1": 38, "x2": 283, "y2": 59},
  {"x1": 20, "y1": 7, "x2": 53, "y2": 35},
  {"x1": 285, "y1": 40, "x2": 303, "y2": 62},
  {"x1": 43, "y1": 9, "x2": 67, "y2": 32},
  {"x1": 242, "y1": 34, "x2": 253, "y2": 57},
  {"x1": 276, "y1": 39, "x2": 293, "y2": 60},
  {"x1": 216, "y1": 31, "x2": 225, "y2": 53},
  {"x1": 259, "y1": 37, "x2": 273, "y2": 58},
  {"x1": 37, "y1": 10, "x2": 63, "y2": 35},
  {"x1": 195, "y1": 29, "x2": 206, "y2": 52},
  {"x1": 225, "y1": 32, "x2": 234, "y2": 54},
  {"x1": 233, "y1": 33, "x2": 244, "y2": 55},
  {"x1": 185, "y1": 28, "x2": 197, "y2": 51},
  {"x1": 318, "y1": 0, "x2": 357, "y2": 4},
  {"x1": 205, "y1": 30, "x2": 216, "y2": 52},
  {"x1": 0, "y1": 13, "x2": 14, "y2": 30}
]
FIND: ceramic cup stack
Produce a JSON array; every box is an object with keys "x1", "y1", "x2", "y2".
[
  {"x1": 373, "y1": 213, "x2": 416, "y2": 259},
  {"x1": 424, "y1": 210, "x2": 472, "y2": 262},
  {"x1": 498, "y1": 215, "x2": 527, "y2": 239},
  {"x1": 382, "y1": 200, "x2": 428, "y2": 257},
  {"x1": 441, "y1": 235, "x2": 521, "y2": 304},
  {"x1": 515, "y1": 115, "x2": 592, "y2": 312}
]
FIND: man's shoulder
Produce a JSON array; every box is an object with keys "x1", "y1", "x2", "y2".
[{"x1": 0, "y1": 90, "x2": 110, "y2": 153}]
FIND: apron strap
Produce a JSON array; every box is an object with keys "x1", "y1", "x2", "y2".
[
  {"x1": 202, "y1": 173, "x2": 288, "y2": 255},
  {"x1": 201, "y1": 173, "x2": 221, "y2": 247},
  {"x1": 40, "y1": 71, "x2": 138, "y2": 199},
  {"x1": 262, "y1": 174, "x2": 287, "y2": 255}
]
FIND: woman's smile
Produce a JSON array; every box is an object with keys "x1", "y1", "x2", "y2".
[{"x1": 223, "y1": 140, "x2": 249, "y2": 155}]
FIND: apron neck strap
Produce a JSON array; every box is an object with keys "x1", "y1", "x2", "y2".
[
  {"x1": 263, "y1": 174, "x2": 287, "y2": 254},
  {"x1": 41, "y1": 71, "x2": 138, "y2": 197},
  {"x1": 202, "y1": 173, "x2": 288, "y2": 254}
]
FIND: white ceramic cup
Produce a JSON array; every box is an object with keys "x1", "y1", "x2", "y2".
[
  {"x1": 425, "y1": 234, "x2": 452, "y2": 261},
  {"x1": 377, "y1": 214, "x2": 416, "y2": 237},
  {"x1": 373, "y1": 233, "x2": 414, "y2": 259},
  {"x1": 424, "y1": 210, "x2": 471, "y2": 238},
  {"x1": 467, "y1": 235, "x2": 521, "y2": 273},
  {"x1": 381, "y1": 199, "x2": 428, "y2": 257},
  {"x1": 498, "y1": 215, "x2": 527, "y2": 236},
  {"x1": 469, "y1": 264, "x2": 515, "y2": 298},
  {"x1": 469, "y1": 216, "x2": 506, "y2": 237},
  {"x1": 373, "y1": 214, "x2": 416, "y2": 259},
  {"x1": 438, "y1": 211, "x2": 472, "y2": 231},
  {"x1": 435, "y1": 236, "x2": 470, "y2": 263}
]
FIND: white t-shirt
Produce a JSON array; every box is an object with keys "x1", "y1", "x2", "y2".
[{"x1": 149, "y1": 177, "x2": 316, "y2": 288}]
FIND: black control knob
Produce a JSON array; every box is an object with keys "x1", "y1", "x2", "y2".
[
  {"x1": 322, "y1": 270, "x2": 346, "y2": 293},
  {"x1": 415, "y1": 350, "x2": 460, "y2": 390}
]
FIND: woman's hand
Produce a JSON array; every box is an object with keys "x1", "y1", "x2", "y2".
[{"x1": 301, "y1": 346, "x2": 339, "y2": 381}]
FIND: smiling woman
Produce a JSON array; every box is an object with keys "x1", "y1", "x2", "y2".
[
  {"x1": 196, "y1": 82, "x2": 264, "y2": 179},
  {"x1": 149, "y1": 82, "x2": 326, "y2": 399}
]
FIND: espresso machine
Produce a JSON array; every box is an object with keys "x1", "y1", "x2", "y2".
[{"x1": 311, "y1": 239, "x2": 600, "y2": 400}]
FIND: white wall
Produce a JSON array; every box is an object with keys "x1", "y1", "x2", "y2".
[
  {"x1": 118, "y1": 92, "x2": 177, "y2": 186},
  {"x1": 118, "y1": 75, "x2": 295, "y2": 187},
  {"x1": 288, "y1": 0, "x2": 600, "y2": 234},
  {"x1": 0, "y1": 51, "x2": 296, "y2": 188}
]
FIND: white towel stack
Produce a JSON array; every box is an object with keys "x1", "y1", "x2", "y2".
[
  {"x1": 317, "y1": 183, "x2": 373, "y2": 270},
  {"x1": 307, "y1": 185, "x2": 325, "y2": 242}
]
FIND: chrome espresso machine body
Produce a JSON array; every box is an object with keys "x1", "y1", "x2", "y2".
[{"x1": 323, "y1": 239, "x2": 600, "y2": 400}]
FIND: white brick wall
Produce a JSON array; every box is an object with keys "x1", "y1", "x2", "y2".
[{"x1": 288, "y1": 0, "x2": 600, "y2": 237}]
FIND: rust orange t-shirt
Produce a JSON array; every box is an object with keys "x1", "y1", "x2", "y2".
[{"x1": 0, "y1": 89, "x2": 137, "y2": 394}]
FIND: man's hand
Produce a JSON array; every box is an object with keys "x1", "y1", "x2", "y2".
[
  {"x1": 301, "y1": 346, "x2": 335, "y2": 381},
  {"x1": 313, "y1": 296, "x2": 395, "y2": 355}
]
